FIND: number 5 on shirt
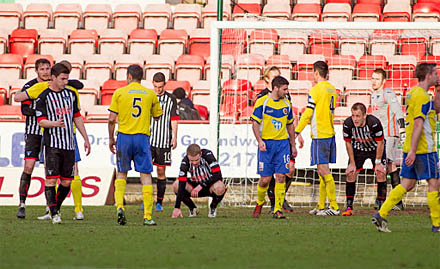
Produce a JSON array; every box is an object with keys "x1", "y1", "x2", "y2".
[{"x1": 132, "y1": 97, "x2": 142, "y2": 118}]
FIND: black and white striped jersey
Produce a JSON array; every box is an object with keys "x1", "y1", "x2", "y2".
[
  {"x1": 35, "y1": 87, "x2": 80, "y2": 150},
  {"x1": 343, "y1": 114, "x2": 384, "y2": 152},
  {"x1": 178, "y1": 149, "x2": 222, "y2": 188},
  {"x1": 21, "y1": 78, "x2": 42, "y2": 135},
  {"x1": 150, "y1": 91, "x2": 178, "y2": 148}
]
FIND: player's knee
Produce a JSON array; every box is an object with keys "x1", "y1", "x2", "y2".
[
  {"x1": 23, "y1": 161, "x2": 35, "y2": 174},
  {"x1": 213, "y1": 182, "x2": 226, "y2": 196},
  {"x1": 60, "y1": 180, "x2": 71, "y2": 187},
  {"x1": 45, "y1": 178, "x2": 56, "y2": 186},
  {"x1": 172, "y1": 180, "x2": 179, "y2": 194}
]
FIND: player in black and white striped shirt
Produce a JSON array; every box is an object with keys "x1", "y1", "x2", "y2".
[
  {"x1": 342, "y1": 103, "x2": 387, "y2": 216},
  {"x1": 148, "y1": 72, "x2": 179, "y2": 212},
  {"x1": 35, "y1": 63, "x2": 91, "y2": 224}
]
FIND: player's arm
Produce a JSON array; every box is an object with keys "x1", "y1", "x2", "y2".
[
  {"x1": 108, "y1": 111, "x2": 117, "y2": 154},
  {"x1": 286, "y1": 107, "x2": 297, "y2": 158},
  {"x1": 293, "y1": 112, "x2": 304, "y2": 148},
  {"x1": 200, "y1": 151, "x2": 222, "y2": 189},
  {"x1": 152, "y1": 93, "x2": 163, "y2": 121},
  {"x1": 21, "y1": 100, "x2": 34, "y2": 116},
  {"x1": 67, "y1": 79, "x2": 84, "y2": 90},
  {"x1": 14, "y1": 89, "x2": 30, "y2": 102},
  {"x1": 252, "y1": 120, "x2": 266, "y2": 152},
  {"x1": 170, "y1": 96, "x2": 179, "y2": 149},
  {"x1": 172, "y1": 158, "x2": 190, "y2": 218},
  {"x1": 295, "y1": 89, "x2": 317, "y2": 134},
  {"x1": 72, "y1": 95, "x2": 90, "y2": 156},
  {"x1": 385, "y1": 89, "x2": 405, "y2": 135},
  {"x1": 250, "y1": 101, "x2": 266, "y2": 151},
  {"x1": 343, "y1": 119, "x2": 356, "y2": 176},
  {"x1": 405, "y1": 117, "x2": 423, "y2": 166}
]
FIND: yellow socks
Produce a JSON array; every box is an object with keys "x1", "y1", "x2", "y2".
[
  {"x1": 142, "y1": 185, "x2": 154, "y2": 220},
  {"x1": 257, "y1": 184, "x2": 269, "y2": 206},
  {"x1": 114, "y1": 179, "x2": 126, "y2": 211},
  {"x1": 274, "y1": 182, "x2": 286, "y2": 213},
  {"x1": 317, "y1": 176, "x2": 327, "y2": 209},
  {"x1": 427, "y1": 191, "x2": 440, "y2": 227},
  {"x1": 71, "y1": 175, "x2": 83, "y2": 213},
  {"x1": 379, "y1": 184, "x2": 407, "y2": 219},
  {"x1": 323, "y1": 174, "x2": 339, "y2": 210}
]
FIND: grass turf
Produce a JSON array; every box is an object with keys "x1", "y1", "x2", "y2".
[{"x1": 0, "y1": 206, "x2": 438, "y2": 269}]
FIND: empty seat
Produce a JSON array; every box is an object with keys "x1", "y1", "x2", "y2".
[
  {"x1": 232, "y1": 4, "x2": 261, "y2": 21},
  {"x1": 205, "y1": 55, "x2": 234, "y2": 81},
  {"x1": 84, "y1": 54, "x2": 113, "y2": 81},
  {"x1": 383, "y1": 1, "x2": 411, "y2": 22},
  {"x1": 292, "y1": 4, "x2": 321, "y2": 22},
  {"x1": 345, "y1": 80, "x2": 373, "y2": 107},
  {"x1": 69, "y1": 29, "x2": 98, "y2": 56},
  {"x1": 0, "y1": 54, "x2": 23, "y2": 85},
  {"x1": 352, "y1": 4, "x2": 381, "y2": 22},
  {"x1": 85, "y1": 105, "x2": 110, "y2": 120},
  {"x1": 192, "y1": 80, "x2": 210, "y2": 107},
  {"x1": 289, "y1": 80, "x2": 312, "y2": 110},
  {"x1": 201, "y1": 1, "x2": 230, "y2": 28},
  {"x1": 278, "y1": 30, "x2": 307, "y2": 57},
  {"x1": 83, "y1": 4, "x2": 112, "y2": 30},
  {"x1": 266, "y1": 55, "x2": 292, "y2": 80},
  {"x1": 158, "y1": 29, "x2": 188, "y2": 61},
  {"x1": 24, "y1": 54, "x2": 54, "y2": 79},
  {"x1": 54, "y1": 4, "x2": 82, "y2": 33},
  {"x1": 236, "y1": 54, "x2": 265, "y2": 85},
  {"x1": 339, "y1": 32, "x2": 369, "y2": 61},
  {"x1": 221, "y1": 29, "x2": 247, "y2": 60},
  {"x1": 328, "y1": 55, "x2": 357, "y2": 86},
  {"x1": 98, "y1": 29, "x2": 127, "y2": 56},
  {"x1": 0, "y1": 86, "x2": 7, "y2": 106},
  {"x1": 370, "y1": 30, "x2": 400, "y2": 61},
  {"x1": 413, "y1": 3, "x2": 440, "y2": 22},
  {"x1": 309, "y1": 31, "x2": 339, "y2": 58},
  {"x1": 249, "y1": 29, "x2": 278, "y2": 60},
  {"x1": 23, "y1": 3, "x2": 52, "y2": 31},
  {"x1": 357, "y1": 55, "x2": 387, "y2": 80},
  {"x1": 0, "y1": 105, "x2": 23, "y2": 120},
  {"x1": 294, "y1": 54, "x2": 325, "y2": 80},
  {"x1": 262, "y1": 3, "x2": 291, "y2": 20},
  {"x1": 322, "y1": 3, "x2": 352, "y2": 22},
  {"x1": 431, "y1": 37, "x2": 440, "y2": 56},
  {"x1": 114, "y1": 54, "x2": 144, "y2": 80},
  {"x1": 176, "y1": 55, "x2": 204, "y2": 87},
  {"x1": 101, "y1": 80, "x2": 127, "y2": 105},
  {"x1": 0, "y1": 3, "x2": 23, "y2": 33},
  {"x1": 221, "y1": 79, "x2": 253, "y2": 121},
  {"x1": 144, "y1": 55, "x2": 174, "y2": 82},
  {"x1": 55, "y1": 54, "x2": 83, "y2": 79},
  {"x1": 78, "y1": 88, "x2": 99, "y2": 110},
  {"x1": 173, "y1": 4, "x2": 201, "y2": 32},
  {"x1": 128, "y1": 29, "x2": 157, "y2": 58},
  {"x1": 399, "y1": 37, "x2": 427, "y2": 61},
  {"x1": 38, "y1": 29, "x2": 67, "y2": 56},
  {"x1": 193, "y1": 104, "x2": 209, "y2": 120},
  {"x1": 189, "y1": 29, "x2": 210, "y2": 60},
  {"x1": 113, "y1": 4, "x2": 141, "y2": 35},
  {"x1": 0, "y1": 29, "x2": 7, "y2": 54},
  {"x1": 10, "y1": 29, "x2": 38, "y2": 61},
  {"x1": 164, "y1": 80, "x2": 191, "y2": 97},
  {"x1": 388, "y1": 55, "x2": 417, "y2": 84},
  {"x1": 334, "y1": 106, "x2": 351, "y2": 122},
  {"x1": 143, "y1": 3, "x2": 171, "y2": 34}
]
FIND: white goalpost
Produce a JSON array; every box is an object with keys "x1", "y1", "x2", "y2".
[{"x1": 208, "y1": 20, "x2": 440, "y2": 207}]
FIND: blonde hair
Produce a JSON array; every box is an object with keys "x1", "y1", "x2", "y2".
[{"x1": 263, "y1": 66, "x2": 281, "y2": 83}]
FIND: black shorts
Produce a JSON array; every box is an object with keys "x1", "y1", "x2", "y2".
[
  {"x1": 45, "y1": 147, "x2": 75, "y2": 180},
  {"x1": 151, "y1": 146, "x2": 171, "y2": 166},
  {"x1": 24, "y1": 134, "x2": 43, "y2": 160},
  {"x1": 188, "y1": 179, "x2": 222, "y2": 197},
  {"x1": 352, "y1": 150, "x2": 387, "y2": 171}
]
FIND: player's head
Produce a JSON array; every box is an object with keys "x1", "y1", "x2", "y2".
[
  {"x1": 371, "y1": 68, "x2": 387, "y2": 91},
  {"x1": 59, "y1": 60, "x2": 72, "y2": 72},
  {"x1": 173, "y1": 87, "x2": 186, "y2": 100},
  {"x1": 51, "y1": 63, "x2": 70, "y2": 90},
  {"x1": 313, "y1": 61, "x2": 328, "y2": 83},
  {"x1": 153, "y1": 72, "x2": 166, "y2": 95},
  {"x1": 35, "y1": 58, "x2": 51, "y2": 82},
  {"x1": 126, "y1": 64, "x2": 143, "y2": 83},
  {"x1": 271, "y1": 76, "x2": 289, "y2": 99},
  {"x1": 187, "y1": 144, "x2": 202, "y2": 167},
  {"x1": 351, "y1": 102, "x2": 367, "y2": 127},
  {"x1": 415, "y1": 63, "x2": 438, "y2": 87},
  {"x1": 264, "y1": 66, "x2": 281, "y2": 89}
]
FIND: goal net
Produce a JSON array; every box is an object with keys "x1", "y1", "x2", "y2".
[{"x1": 208, "y1": 19, "x2": 440, "y2": 208}]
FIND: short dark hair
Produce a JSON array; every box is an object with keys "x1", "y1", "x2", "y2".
[
  {"x1": 373, "y1": 68, "x2": 387, "y2": 80},
  {"x1": 271, "y1": 76, "x2": 289, "y2": 90},
  {"x1": 51, "y1": 63, "x2": 70, "y2": 77},
  {"x1": 153, "y1": 72, "x2": 166, "y2": 83},
  {"x1": 187, "y1": 144, "x2": 201, "y2": 157},
  {"x1": 127, "y1": 64, "x2": 143, "y2": 81},
  {"x1": 351, "y1": 102, "x2": 367, "y2": 115},
  {"x1": 35, "y1": 58, "x2": 51, "y2": 70},
  {"x1": 313, "y1": 61, "x2": 328, "y2": 78},
  {"x1": 173, "y1": 87, "x2": 186, "y2": 99},
  {"x1": 415, "y1": 63, "x2": 437, "y2": 82}
]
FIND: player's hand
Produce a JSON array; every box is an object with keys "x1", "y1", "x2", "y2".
[
  {"x1": 405, "y1": 151, "x2": 416, "y2": 166},
  {"x1": 297, "y1": 134, "x2": 304, "y2": 149},
  {"x1": 171, "y1": 208, "x2": 183, "y2": 218},
  {"x1": 84, "y1": 140, "x2": 91, "y2": 156},
  {"x1": 191, "y1": 185, "x2": 203, "y2": 198},
  {"x1": 375, "y1": 163, "x2": 386, "y2": 177},
  {"x1": 258, "y1": 140, "x2": 266, "y2": 152},
  {"x1": 291, "y1": 145, "x2": 298, "y2": 158},
  {"x1": 171, "y1": 136, "x2": 177, "y2": 150},
  {"x1": 399, "y1": 128, "x2": 406, "y2": 145},
  {"x1": 346, "y1": 163, "x2": 356, "y2": 177},
  {"x1": 54, "y1": 116, "x2": 65, "y2": 128},
  {"x1": 109, "y1": 138, "x2": 116, "y2": 154}
]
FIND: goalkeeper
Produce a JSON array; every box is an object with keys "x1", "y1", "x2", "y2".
[{"x1": 370, "y1": 68, "x2": 405, "y2": 210}]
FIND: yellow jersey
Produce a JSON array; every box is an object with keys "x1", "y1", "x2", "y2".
[
  {"x1": 108, "y1": 82, "x2": 162, "y2": 135},
  {"x1": 251, "y1": 95, "x2": 294, "y2": 140},
  {"x1": 295, "y1": 80, "x2": 336, "y2": 139},
  {"x1": 403, "y1": 86, "x2": 437, "y2": 154}
]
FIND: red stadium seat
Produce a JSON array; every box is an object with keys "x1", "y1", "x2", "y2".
[
  {"x1": 369, "y1": 30, "x2": 401, "y2": 61},
  {"x1": 388, "y1": 55, "x2": 417, "y2": 88},
  {"x1": 84, "y1": 54, "x2": 113, "y2": 81},
  {"x1": 383, "y1": 1, "x2": 411, "y2": 22},
  {"x1": 201, "y1": 1, "x2": 230, "y2": 28},
  {"x1": 340, "y1": 36, "x2": 368, "y2": 61},
  {"x1": 352, "y1": 4, "x2": 381, "y2": 22},
  {"x1": 309, "y1": 31, "x2": 339, "y2": 58},
  {"x1": 292, "y1": 4, "x2": 321, "y2": 22},
  {"x1": 431, "y1": 37, "x2": 440, "y2": 56},
  {"x1": 9, "y1": 29, "x2": 38, "y2": 61},
  {"x1": 38, "y1": 29, "x2": 67, "y2": 57},
  {"x1": 222, "y1": 79, "x2": 254, "y2": 101},
  {"x1": 143, "y1": 3, "x2": 171, "y2": 34},
  {"x1": 249, "y1": 29, "x2": 278, "y2": 60},
  {"x1": 205, "y1": 55, "x2": 234, "y2": 81},
  {"x1": 322, "y1": 3, "x2": 352, "y2": 22},
  {"x1": 0, "y1": 105, "x2": 23, "y2": 120},
  {"x1": 176, "y1": 55, "x2": 204, "y2": 87},
  {"x1": 193, "y1": 104, "x2": 209, "y2": 121},
  {"x1": 164, "y1": 80, "x2": 191, "y2": 98},
  {"x1": 295, "y1": 54, "x2": 325, "y2": 80},
  {"x1": 24, "y1": 54, "x2": 54, "y2": 79},
  {"x1": 357, "y1": 0, "x2": 383, "y2": 4},
  {"x1": 113, "y1": 4, "x2": 141, "y2": 35},
  {"x1": 172, "y1": 4, "x2": 201, "y2": 32},
  {"x1": 232, "y1": 4, "x2": 261, "y2": 21},
  {"x1": 262, "y1": 2, "x2": 291, "y2": 20},
  {"x1": 221, "y1": 29, "x2": 247, "y2": 60},
  {"x1": 69, "y1": 29, "x2": 98, "y2": 56},
  {"x1": 0, "y1": 3, "x2": 23, "y2": 33},
  {"x1": 278, "y1": 30, "x2": 307, "y2": 57},
  {"x1": 101, "y1": 80, "x2": 127, "y2": 105},
  {"x1": 189, "y1": 29, "x2": 210, "y2": 60},
  {"x1": 23, "y1": 3, "x2": 52, "y2": 31},
  {"x1": 128, "y1": 29, "x2": 157, "y2": 58},
  {"x1": 328, "y1": 55, "x2": 357, "y2": 86},
  {"x1": 54, "y1": 4, "x2": 82, "y2": 33},
  {"x1": 289, "y1": 80, "x2": 312, "y2": 111},
  {"x1": 98, "y1": 29, "x2": 127, "y2": 56},
  {"x1": 78, "y1": 88, "x2": 98, "y2": 110},
  {"x1": 0, "y1": 86, "x2": 7, "y2": 105},
  {"x1": 158, "y1": 29, "x2": 188, "y2": 61},
  {"x1": 192, "y1": 80, "x2": 210, "y2": 107},
  {"x1": 55, "y1": 54, "x2": 83, "y2": 79},
  {"x1": 83, "y1": 4, "x2": 112, "y2": 30},
  {"x1": 0, "y1": 54, "x2": 23, "y2": 85},
  {"x1": 253, "y1": 79, "x2": 266, "y2": 94},
  {"x1": 114, "y1": 54, "x2": 144, "y2": 80},
  {"x1": 236, "y1": 54, "x2": 265, "y2": 86},
  {"x1": 357, "y1": 55, "x2": 387, "y2": 80},
  {"x1": 413, "y1": 3, "x2": 440, "y2": 22},
  {"x1": 266, "y1": 55, "x2": 292, "y2": 80},
  {"x1": 144, "y1": 55, "x2": 174, "y2": 82},
  {"x1": 399, "y1": 37, "x2": 427, "y2": 61},
  {"x1": 334, "y1": 106, "x2": 351, "y2": 122}
]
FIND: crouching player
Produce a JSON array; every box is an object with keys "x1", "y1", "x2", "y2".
[{"x1": 172, "y1": 144, "x2": 226, "y2": 218}]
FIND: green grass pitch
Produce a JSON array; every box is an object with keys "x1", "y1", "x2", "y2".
[{"x1": 1, "y1": 206, "x2": 438, "y2": 269}]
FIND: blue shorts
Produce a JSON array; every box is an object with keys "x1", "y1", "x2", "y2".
[
  {"x1": 400, "y1": 152, "x2": 439, "y2": 180},
  {"x1": 74, "y1": 134, "x2": 81, "y2": 162},
  {"x1": 311, "y1": 137, "x2": 336, "y2": 166},
  {"x1": 116, "y1": 133, "x2": 153, "y2": 173},
  {"x1": 257, "y1": 139, "x2": 290, "y2": 177}
]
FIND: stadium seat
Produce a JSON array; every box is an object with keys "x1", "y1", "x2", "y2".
[
  {"x1": 158, "y1": 29, "x2": 188, "y2": 61},
  {"x1": 98, "y1": 29, "x2": 127, "y2": 56},
  {"x1": 113, "y1": 4, "x2": 141, "y2": 35},
  {"x1": 9, "y1": 29, "x2": 38, "y2": 61},
  {"x1": 266, "y1": 0, "x2": 290, "y2": 4},
  {"x1": 128, "y1": 29, "x2": 157, "y2": 58},
  {"x1": 0, "y1": 87, "x2": 7, "y2": 106},
  {"x1": 266, "y1": 55, "x2": 292, "y2": 80},
  {"x1": 143, "y1": 3, "x2": 171, "y2": 34},
  {"x1": 54, "y1": 4, "x2": 82, "y2": 33},
  {"x1": 236, "y1": 54, "x2": 265, "y2": 86},
  {"x1": 345, "y1": 80, "x2": 373, "y2": 108},
  {"x1": 328, "y1": 55, "x2": 357, "y2": 86},
  {"x1": 192, "y1": 80, "x2": 210, "y2": 107},
  {"x1": 309, "y1": 31, "x2": 339, "y2": 58},
  {"x1": 431, "y1": 37, "x2": 440, "y2": 56},
  {"x1": 68, "y1": 29, "x2": 98, "y2": 56},
  {"x1": 249, "y1": 29, "x2": 278, "y2": 60},
  {"x1": 201, "y1": 1, "x2": 231, "y2": 28},
  {"x1": 292, "y1": 4, "x2": 321, "y2": 22},
  {"x1": 322, "y1": 3, "x2": 352, "y2": 22},
  {"x1": 176, "y1": 55, "x2": 204, "y2": 87},
  {"x1": 205, "y1": 55, "x2": 234, "y2": 81},
  {"x1": 0, "y1": 105, "x2": 22, "y2": 120},
  {"x1": 221, "y1": 79, "x2": 253, "y2": 121},
  {"x1": 78, "y1": 88, "x2": 98, "y2": 110},
  {"x1": 84, "y1": 54, "x2": 113, "y2": 81},
  {"x1": 253, "y1": 79, "x2": 266, "y2": 94},
  {"x1": 369, "y1": 30, "x2": 400, "y2": 61},
  {"x1": 24, "y1": 54, "x2": 54, "y2": 79},
  {"x1": 189, "y1": 29, "x2": 210, "y2": 60},
  {"x1": 357, "y1": 55, "x2": 387, "y2": 80},
  {"x1": 79, "y1": 79, "x2": 100, "y2": 90},
  {"x1": 0, "y1": 29, "x2": 7, "y2": 54},
  {"x1": 144, "y1": 54, "x2": 174, "y2": 82},
  {"x1": 339, "y1": 34, "x2": 369, "y2": 61},
  {"x1": 83, "y1": 4, "x2": 112, "y2": 30},
  {"x1": 9, "y1": 79, "x2": 28, "y2": 105},
  {"x1": 412, "y1": 3, "x2": 440, "y2": 22},
  {"x1": 164, "y1": 80, "x2": 191, "y2": 98},
  {"x1": 383, "y1": 0, "x2": 411, "y2": 22},
  {"x1": 23, "y1": 3, "x2": 52, "y2": 31},
  {"x1": 221, "y1": 29, "x2": 247, "y2": 60},
  {"x1": 0, "y1": 54, "x2": 23, "y2": 85},
  {"x1": 193, "y1": 104, "x2": 209, "y2": 120},
  {"x1": 232, "y1": 4, "x2": 261, "y2": 21},
  {"x1": 388, "y1": 55, "x2": 417, "y2": 87},
  {"x1": 100, "y1": 80, "x2": 127, "y2": 105},
  {"x1": 0, "y1": 3, "x2": 23, "y2": 33},
  {"x1": 55, "y1": 54, "x2": 83, "y2": 79},
  {"x1": 352, "y1": 4, "x2": 381, "y2": 22},
  {"x1": 399, "y1": 37, "x2": 427, "y2": 61},
  {"x1": 334, "y1": 106, "x2": 351, "y2": 122},
  {"x1": 357, "y1": 0, "x2": 383, "y2": 4},
  {"x1": 289, "y1": 80, "x2": 312, "y2": 110},
  {"x1": 114, "y1": 54, "x2": 144, "y2": 80},
  {"x1": 262, "y1": 2, "x2": 291, "y2": 20},
  {"x1": 294, "y1": 54, "x2": 325, "y2": 80},
  {"x1": 38, "y1": 29, "x2": 68, "y2": 56},
  {"x1": 173, "y1": 4, "x2": 201, "y2": 32},
  {"x1": 85, "y1": 105, "x2": 110, "y2": 120},
  {"x1": 278, "y1": 30, "x2": 307, "y2": 57}
]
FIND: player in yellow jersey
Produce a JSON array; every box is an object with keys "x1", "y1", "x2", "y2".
[
  {"x1": 108, "y1": 65, "x2": 163, "y2": 226},
  {"x1": 372, "y1": 63, "x2": 440, "y2": 233},
  {"x1": 251, "y1": 76, "x2": 297, "y2": 219},
  {"x1": 295, "y1": 61, "x2": 340, "y2": 216}
]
